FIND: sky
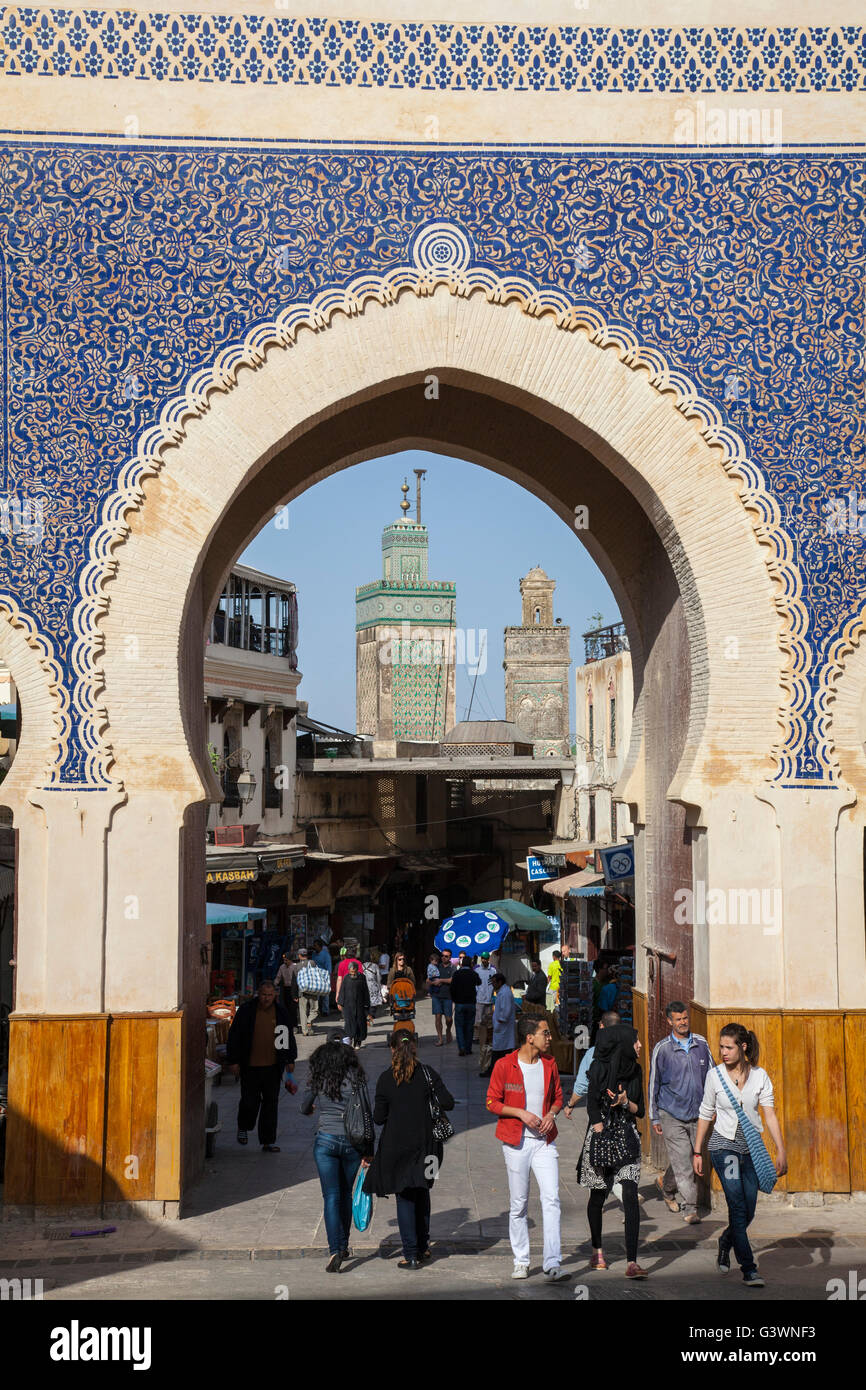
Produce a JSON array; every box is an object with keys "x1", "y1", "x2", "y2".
[{"x1": 241, "y1": 449, "x2": 620, "y2": 734}]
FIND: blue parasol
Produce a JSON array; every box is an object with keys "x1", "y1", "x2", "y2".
[{"x1": 435, "y1": 908, "x2": 509, "y2": 956}]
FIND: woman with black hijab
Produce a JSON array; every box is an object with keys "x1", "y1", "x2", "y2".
[
  {"x1": 577, "y1": 1022, "x2": 648, "y2": 1278},
  {"x1": 338, "y1": 959, "x2": 371, "y2": 1049}
]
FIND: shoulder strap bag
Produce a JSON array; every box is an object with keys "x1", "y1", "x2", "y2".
[
  {"x1": 421, "y1": 1064, "x2": 454, "y2": 1144},
  {"x1": 343, "y1": 1072, "x2": 375, "y2": 1154},
  {"x1": 588, "y1": 1093, "x2": 640, "y2": 1172},
  {"x1": 714, "y1": 1066, "x2": 777, "y2": 1193}
]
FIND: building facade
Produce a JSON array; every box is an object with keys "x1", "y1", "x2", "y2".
[
  {"x1": 504, "y1": 567, "x2": 571, "y2": 758},
  {"x1": 356, "y1": 482, "x2": 456, "y2": 756}
]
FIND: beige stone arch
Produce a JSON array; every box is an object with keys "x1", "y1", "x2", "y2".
[
  {"x1": 97, "y1": 287, "x2": 783, "y2": 817},
  {"x1": 0, "y1": 601, "x2": 67, "y2": 805}
]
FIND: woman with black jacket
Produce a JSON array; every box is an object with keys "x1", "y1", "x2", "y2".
[
  {"x1": 576, "y1": 1022, "x2": 648, "y2": 1278},
  {"x1": 362, "y1": 1031, "x2": 454, "y2": 1269}
]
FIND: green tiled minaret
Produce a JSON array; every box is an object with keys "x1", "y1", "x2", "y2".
[{"x1": 355, "y1": 478, "x2": 456, "y2": 750}]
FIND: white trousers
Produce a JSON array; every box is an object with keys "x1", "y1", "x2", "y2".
[{"x1": 502, "y1": 1134, "x2": 561, "y2": 1271}]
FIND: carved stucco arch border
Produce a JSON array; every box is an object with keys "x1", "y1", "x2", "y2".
[
  {"x1": 0, "y1": 597, "x2": 69, "y2": 802},
  {"x1": 60, "y1": 255, "x2": 817, "y2": 792}
]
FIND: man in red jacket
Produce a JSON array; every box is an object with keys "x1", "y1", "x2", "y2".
[{"x1": 486, "y1": 1014, "x2": 568, "y2": 1282}]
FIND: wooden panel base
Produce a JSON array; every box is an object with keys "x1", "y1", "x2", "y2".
[
  {"x1": 684, "y1": 1001, "x2": 865, "y2": 1194},
  {"x1": 5, "y1": 1011, "x2": 187, "y2": 1209}
]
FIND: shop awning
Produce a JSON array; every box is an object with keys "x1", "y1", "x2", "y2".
[
  {"x1": 206, "y1": 902, "x2": 267, "y2": 925},
  {"x1": 570, "y1": 884, "x2": 606, "y2": 898},
  {"x1": 542, "y1": 869, "x2": 604, "y2": 899},
  {"x1": 455, "y1": 898, "x2": 555, "y2": 931}
]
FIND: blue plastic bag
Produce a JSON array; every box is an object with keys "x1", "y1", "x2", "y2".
[{"x1": 352, "y1": 1168, "x2": 372, "y2": 1232}]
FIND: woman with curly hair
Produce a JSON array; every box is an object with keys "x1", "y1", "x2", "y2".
[
  {"x1": 300, "y1": 1039, "x2": 373, "y2": 1273},
  {"x1": 363, "y1": 1031, "x2": 454, "y2": 1269}
]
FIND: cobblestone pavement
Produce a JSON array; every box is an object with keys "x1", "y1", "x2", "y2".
[{"x1": 3, "y1": 1003, "x2": 865, "y2": 1303}]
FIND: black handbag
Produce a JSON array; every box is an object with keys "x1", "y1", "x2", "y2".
[
  {"x1": 421, "y1": 1065, "x2": 454, "y2": 1143},
  {"x1": 588, "y1": 1098, "x2": 640, "y2": 1171},
  {"x1": 343, "y1": 1073, "x2": 375, "y2": 1153}
]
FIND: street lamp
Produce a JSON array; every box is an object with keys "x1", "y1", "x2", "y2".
[{"x1": 235, "y1": 769, "x2": 257, "y2": 805}]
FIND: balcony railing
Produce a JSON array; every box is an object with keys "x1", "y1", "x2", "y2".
[{"x1": 582, "y1": 621, "x2": 629, "y2": 663}]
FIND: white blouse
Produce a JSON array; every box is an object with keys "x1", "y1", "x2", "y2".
[{"x1": 699, "y1": 1065, "x2": 775, "y2": 1139}]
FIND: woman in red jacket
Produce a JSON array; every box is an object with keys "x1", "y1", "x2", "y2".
[{"x1": 485, "y1": 1014, "x2": 568, "y2": 1283}]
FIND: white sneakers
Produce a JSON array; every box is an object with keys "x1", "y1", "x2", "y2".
[
  {"x1": 511, "y1": 1263, "x2": 529, "y2": 1279},
  {"x1": 544, "y1": 1267, "x2": 570, "y2": 1282}
]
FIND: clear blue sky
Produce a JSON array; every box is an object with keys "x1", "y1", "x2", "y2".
[{"x1": 241, "y1": 449, "x2": 620, "y2": 734}]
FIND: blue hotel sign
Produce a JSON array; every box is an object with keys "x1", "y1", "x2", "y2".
[
  {"x1": 600, "y1": 843, "x2": 635, "y2": 884},
  {"x1": 527, "y1": 855, "x2": 552, "y2": 882}
]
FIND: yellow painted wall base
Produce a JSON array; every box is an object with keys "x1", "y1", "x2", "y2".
[{"x1": 4, "y1": 1011, "x2": 187, "y2": 1210}]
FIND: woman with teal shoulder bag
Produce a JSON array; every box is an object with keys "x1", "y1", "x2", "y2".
[
  {"x1": 300, "y1": 1040, "x2": 374, "y2": 1274},
  {"x1": 692, "y1": 1024, "x2": 787, "y2": 1288}
]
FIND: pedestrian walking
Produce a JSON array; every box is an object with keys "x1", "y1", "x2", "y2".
[
  {"x1": 295, "y1": 948, "x2": 326, "y2": 1036},
  {"x1": 524, "y1": 958, "x2": 549, "y2": 1008},
  {"x1": 693, "y1": 1024, "x2": 787, "y2": 1288},
  {"x1": 563, "y1": 1009, "x2": 643, "y2": 1217},
  {"x1": 312, "y1": 938, "x2": 333, "y2": 1017},
  {"x1": 301, "y1": 1039, "x2": 374, "y2": 1273},
  {"x1": 577, "y1": 1022, "x2": 647, "y2": 1277},
  {"x1": 486, "y1": 1014, "x2": 568, "y2": 1282},
  {"x1": 338, "y1": 959, "x2": 371, "y2": 1049},
  {"x1": 474, "y1": 951, "x2": 495, "y2": 1040},
  {"x1": 450, "y1": 955, "x2": 481, "y2": 1055},
  {"x1": 363, "y1": 1031, "x2": 455, "y2": 1269},
  {"x1": 225, "y1": 979, "x2": 296, "y2": 1153},
  {"x1": 545, "y1": 951, "x2": 562, "y2": 1013},
  {"x1": 387, "y1": 952, "x2": 416, "y2": 990},
  {"x1": 479, "y1": 972, "x2": 515, "y2": 1076},
  {"x1": 378, "y1": 948, "x2": 391, "y2": 978},
  {"x1": 649, "y1": 1001, "x2": 714, "y2": 1223},
  {"x1": 362, "y1": 952, "x2": 384, "y2": 1019},
  {"x1": 428, "y1": 947, "x2": 455, "y2": 1047},
  {"x1": 274, "y1": 951, "x2": 299, "y2": 1027}
]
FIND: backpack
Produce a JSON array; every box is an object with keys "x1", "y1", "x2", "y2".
[
  {"x1": 343, "y1": 1072, "x2": 375, "y2": 1154},
  {"x1": 297, "y1": 964, "x2": 331, "y2": 995}
]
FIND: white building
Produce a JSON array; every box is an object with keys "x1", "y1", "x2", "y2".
[{"x1": 574, "y1": 622, "x2": 634, "y2": 847}]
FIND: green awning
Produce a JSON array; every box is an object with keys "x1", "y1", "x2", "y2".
[{"x1": 455, "y1": 898, "x2": 555, "y2": 932}]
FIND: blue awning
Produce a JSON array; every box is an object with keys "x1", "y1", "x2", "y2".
[
  {"x1": 569, "y1": 884, "x2": 606, "y2": 898},
  {"x1": 206, "y1": 902, "x2": 267, "y2": 925}
]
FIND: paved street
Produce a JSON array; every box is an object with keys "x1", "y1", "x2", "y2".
[{"x1": 3, "y1": 1003, "x2": 865, "y2": 1302}]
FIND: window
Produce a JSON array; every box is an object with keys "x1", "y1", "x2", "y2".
[
  {"x1": 588, "y1": 794, "x2": 596, "y2": 843},
  {"x1": 415, "y1": 774, "x2": 428, "y2": 835},
  {"x1": 609, "y1": 695, "x2": 616, "y2": 753},
  {"x1": 587, "y1": 700, "x2": 594, "y2": 755}
]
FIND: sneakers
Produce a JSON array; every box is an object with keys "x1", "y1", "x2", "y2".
[
  {"x1": 717, "y1": 1236, "x2": 731, "y2": 1273},
  {"x1": 544, "y1": 1267, "x2": 570, "y2": 1282},
  {"x1": 325, "y1": 1252, "x2": 342, "y2": 1274},
  {"x1": 511, "y1": 1263, "x2": 529, "y2": 1280},
  {"x1": 743, "y1": 1270, "x2": 765, "y2": 1288}
]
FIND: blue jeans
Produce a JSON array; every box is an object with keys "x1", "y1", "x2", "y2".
[
  {"x1": 396, "y1": 1186, "x2": 431, "y2": 1260},
  {"x1": 454, "y1": 1003, "x2": 475, "y2": 1052},
  {"x1": 710, "y1": 1147, "x2": 759, "y2": 1276},
  {"x1": 313, "y1": 1133, "x2": 361, "y2": 1256}
]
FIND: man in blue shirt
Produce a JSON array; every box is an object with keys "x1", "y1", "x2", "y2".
[
  {"x1": 312, "y1": 938, "x2": 332, "y2": 1017},
  {"x1": 648, "y1": 1001, "x2": 714, "y2": 1223}
]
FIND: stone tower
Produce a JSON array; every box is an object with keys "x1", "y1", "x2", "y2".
[
  {"x1": 503, "y1": 566, "x2": 571, "y2": 757},
  {"x1": 356, "y1": 479, "x2": 456, "y2": 756}
]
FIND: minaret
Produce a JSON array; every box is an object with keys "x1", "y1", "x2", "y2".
[
  {"x1": 356, "y1": 479, "x2": 456, "y2": 755},
  {"x1": 503, "y1": 566, "x2": 571, "y2": 757}
]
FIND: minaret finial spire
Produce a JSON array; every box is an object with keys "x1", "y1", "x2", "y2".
[
  {"x1": 414, "y1": 468, "x2": 426, "y2": 524},
  {"x1": 399, "y1": 478, "x2": 410, "y2": 516}
]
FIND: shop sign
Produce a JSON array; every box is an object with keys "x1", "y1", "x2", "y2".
[
  {"x1": 206, "y1": 867, "x2": 257, "y2": 884},
  {"x1": 526, "y1": 854, "x2": 552, "y2": 882},
  {"x1": 267, "y1": 856, "x2": 296, "y2": 871},
  {"x1": 539, "y1": 853, "x2": 566, "y2": 868},
  {"x1": 599, "y1": 842, "x2": 635, "y2": 884}
]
